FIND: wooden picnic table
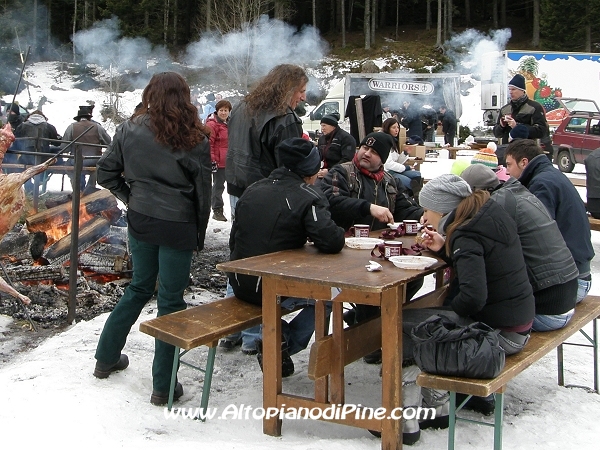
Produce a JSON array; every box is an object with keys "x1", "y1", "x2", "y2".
[{"x1": 217, "y1": 234, "x2": 447, "y2": 450}]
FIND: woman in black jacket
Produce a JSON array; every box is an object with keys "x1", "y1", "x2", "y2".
[
  {"x1": 398, "y1": 174, "x2": 535, "y2": 445},
  {"x1": 93, "y1": 72, "x2": 212, "y2": 406}
]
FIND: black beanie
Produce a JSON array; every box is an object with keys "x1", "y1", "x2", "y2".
[
  {"x1": 508, "y1": 74, "x2": 526, "y2": 91},
  {"x1": 320, "y1": 112, "x2": 340, "y2": 127},
  {"x1": 277, "y1": 138, "x2": 322, "y2": 177},
  {"x1": 360, "y1": 132, "x2": 394, "y2": 163},
  {"x1": 9, "y1": 103, "x2": 19, "y2": 114}
]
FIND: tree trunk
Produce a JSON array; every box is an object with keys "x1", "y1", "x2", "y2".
[
  {"x1": 436, "y1": 0, "x2": 442, "y2": 46},
  {"x1": 492, "y1": 0, "x2": 498, "y2": 29},
  {"x1": 164, "y1": 0, "x2": 169, "y2": 45},
  {"x1": 173, "y1": 0, "x2": 178, "y2": 45},
  {"x1": 348, "y1": 0, "x2": 354, "y2": 30},
  {"x1": 447, "y1": 0, "x2": 452, "y2": 34},
  {"x1": 500, "y1": 0, "x2": 506, "y2": 27},
  {"x1": 33, "y1": 0, "x2": 38, "y2": 53},
  {"x1": 364, "y1": 0, "x2": 371, "y2": 50},
  {"x1": 206, "y1": 0, "x2": 211, "y2": 31},
  {"x1": 426, "y1": 0, "x2": 431, "y2": 31},
  {"x1": 329, "y1": 0, "x2": 335, "y2": 31},
  {"x1": 341, "y1": 0, "x2": 346, "y2": 48},
  {"x1": 396, "y1": 0, "x2": 399, "y2": 39},
  {"x1": 371, "y1": 0, "x2": 377, "y2": 45},
  {"x1": 73, "y1": 0, "x2": 77, "y2": 62},
  {"x1": 531, "y1": 0, "x2": 539, "y2": 47},
  {"x1": 465, "y1": 0, "x2": 470, "y2": 26},
  {"x1": 312, "y1": 0, "x2": 316, "y2": 27}
]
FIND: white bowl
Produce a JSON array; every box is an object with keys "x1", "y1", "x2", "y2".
[
  {"x1": 345, "y1": 237, "x2": 383, "y2": 250},
  {"x1": 387, "y1": 223, "x2": 401, "y2": 230},
  {"x1": 388, "y1": 256, "x2": 438, "y2": 270}
]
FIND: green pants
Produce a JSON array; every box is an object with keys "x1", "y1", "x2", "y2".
[{"x1": 95, "y1": 232, "x2": 193, "y2": 392}]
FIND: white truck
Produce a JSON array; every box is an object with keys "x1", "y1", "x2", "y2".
[
  {"x1": 302, "y1": 72, "x2": 463, "y2": 134},
  {"x1": 480, "y1": 50, "x2": 600, "y2": 127}
]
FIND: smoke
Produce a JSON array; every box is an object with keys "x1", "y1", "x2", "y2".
[
  {"x1": 72, "y1": 17, "x2": 173, "y2": 88},
  {"x1": 185, "y1": 16, "x2": 329, "y2": 90},
  {"x1": 444, "y1": 28, "x2": 512, "y2": 75}
]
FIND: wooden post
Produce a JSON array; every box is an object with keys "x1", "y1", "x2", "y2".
[{"x1": 355, "y1": 97, "x2": 366, "y2": 143}]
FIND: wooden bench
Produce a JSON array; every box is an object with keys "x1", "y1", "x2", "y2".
[
  {"x1": 416, "y1": 295, "x2": 600, "y2": 450},
  {"x1": 589, "y1": 216, "x2": 600, "y2": 231},
  {"x1": 139, "y1": 296, "x2": 263, "y2": 417}
]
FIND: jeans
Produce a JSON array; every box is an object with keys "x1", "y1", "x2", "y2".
[
  {"x1": 95, "y1": 233, "x2": 193, "y2": 392},
  {"x1": 388, "y1": 168, "x2": 422, "y2": 191},
  {"x1": 211, "y1": 168, "x2": 226, "y2": 210},
  {"x1": 532, "y1": 309, "x2": 575, "y2": 331},
  {"x1": 577, "y1": 277, "x2": 592, "y2": 304}
]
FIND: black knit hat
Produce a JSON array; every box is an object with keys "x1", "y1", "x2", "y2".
[
  {"x1": 508, "y1": 74, "x2": 526, "y2": 91},
  {"x1": 320, "y1": 112, "x2": 340, "y2": 127},
  {"x1": 9, "y1": 103, "x2": 20, "y2": 114},
  {"x1": 360, "y1": 131, "x2": 394, "y2": 163},
  {"x1": 277, "y1": 138, "x2": 322, "y2": 177}
]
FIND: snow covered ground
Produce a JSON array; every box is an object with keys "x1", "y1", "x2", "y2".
[{"x1": 1, "y1": 50, "x2": 599, "y2": 449}]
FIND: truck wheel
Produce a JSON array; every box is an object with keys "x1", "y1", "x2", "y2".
[{"x1": 557, "y1": 150, "x2": 575, "y2": 173}]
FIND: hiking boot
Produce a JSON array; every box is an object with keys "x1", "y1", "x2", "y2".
[
  {"x1": 218, "y1": 336, "x2": 242, "y2": 351},
  {"x1": 212, "y1": 208, "x2": 227, "y2": 222},
  {"x1": 420, "y1": 388, "x2": 450, "y2": 430},
  {"x1": 150, "y1": 382, "x2": 184, "y2": 406},
  {"x1": 256, "y1": 339, "x2": 295, "y2": 377},
  {"x1": 455, "y1": 393, "x2": 495, "y2": 416},
  {"x1": 93, "y1": 354, "x2": 129, "y2": 379},
  {"x1": 363, "y1": 348, "x2": 382, "y2": 364},
  {"x1": 241, "y1": 342, "x2": 258, "y2": 355}
]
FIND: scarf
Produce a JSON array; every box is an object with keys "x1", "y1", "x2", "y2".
[{"x1": 353, "y1": 154, "x2": 385, "y2": 183}]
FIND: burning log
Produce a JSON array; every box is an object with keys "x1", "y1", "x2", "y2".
[
  {"x1": 3, "y1": 265, "x2": 66, "y2": 282},
  {"x1": 79, "y1": 242, "x2": 129, "y2": 273},
  {"x1": 44, "y1": 216, "x2": 111, "y2": 264},
  {"x1": 26, "y1": 189, "x2": 121, "y2": 240}
]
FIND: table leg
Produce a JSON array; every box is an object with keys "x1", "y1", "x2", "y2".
[
  {"x1": 381, "y1": 285, "x2": 403, "y2": 450},
  {"x1": 262, "y1": 277, "x2": 282, "y2": 436},
  {"x1": 314, "y1": 299, "x2": 329, "y2": 403},
  {"x1": 330, "y1": 301, "x2": 345, "y2": 404}
]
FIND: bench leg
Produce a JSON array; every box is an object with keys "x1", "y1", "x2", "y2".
[
  {"x1": 594, "y1": 319, "x2": 599, "y2": 393},
  {"x1": 448, "y1": 391, "x2": 456, "y2": 450},
  {"x1": 168, "y1": 346, "x2": 181, "y2": 411},
  {"x1": 198, "y1": 346, "x2": 217, "y2": 422},
  {"x1": 557, "y1": 344, "x2": 565, "y2": 387},
  {"x1": 493, "y1": 393, "x2": 504, "y2": 450}
]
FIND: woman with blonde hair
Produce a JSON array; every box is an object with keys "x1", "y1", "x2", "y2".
[{"x1": 93, "y1": 72, "x2": 212, "y2": 406}]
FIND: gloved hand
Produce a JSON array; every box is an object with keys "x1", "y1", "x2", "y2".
[{"x1": 211, "y1": 161, "x2": 218, "y2": 173}]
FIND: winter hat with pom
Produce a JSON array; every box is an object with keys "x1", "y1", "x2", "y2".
[{"x1": 471, "y1": 147, "x2": 499, "y2": 169}]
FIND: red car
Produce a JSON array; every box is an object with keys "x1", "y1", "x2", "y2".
[{"x1": 552, "y1": 98, "x2": 600, "y2": 173}]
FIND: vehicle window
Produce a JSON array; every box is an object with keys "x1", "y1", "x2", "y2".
[
  {"x1": 312, "y1": 102, "x2": 339, "y2": 120},
  {"x1": 590, "y1": 118, "x2": 600, "y2": 136},
  {"x1": 565, "y1": 117, "x2": 588, "y2": 134}
]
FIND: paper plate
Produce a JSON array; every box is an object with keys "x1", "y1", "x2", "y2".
[
  {"x1": 345, "y1": 237, "x2": 383, "y2": 250},
  {"x1": 388, "y1": 255, "x2": 438, "y2": 270}
]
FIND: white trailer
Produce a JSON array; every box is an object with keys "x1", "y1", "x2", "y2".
[{"x1": 481, "y1": 50, "x2": 600, "y2": 126}]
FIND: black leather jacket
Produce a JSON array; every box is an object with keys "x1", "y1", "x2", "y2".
[{"x1": 96, "y1": 115, "x2": 212, "y2": 245}]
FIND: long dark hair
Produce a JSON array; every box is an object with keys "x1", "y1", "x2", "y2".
[
  {"x1": 382, "y1": 117, "x2": 400, "y2": 152},
  {"x1": 245, "y1": 64, "x2": 308, "y2": 115},
  {"x1": 133, "y1": 72, "x2": 209, "y2": 150},
  {"x1": 445, "y1": 190, "x2": 490, "y2": 254}
]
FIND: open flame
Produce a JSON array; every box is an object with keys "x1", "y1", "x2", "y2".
[{"x1": 44, "y1": 205, "x2": 96, "y2": 245}]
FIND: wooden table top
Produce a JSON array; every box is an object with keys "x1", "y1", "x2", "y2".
[{"x1": 216, "y1": 235, "x2": 445, "y2": 293}]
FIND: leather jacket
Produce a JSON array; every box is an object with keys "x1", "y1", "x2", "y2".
[{"x1": 97, "y1": 115, "x2": 211, "y2": 242}]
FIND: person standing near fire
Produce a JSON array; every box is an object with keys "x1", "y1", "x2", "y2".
[
  {"x1": 205, "y1": 99, "x2": 232, "y2": 221},
  {"x1": 92, "y1": 72, "x2": 212, "y2": 407},
  {"x1": 62, "y1": 106, "x2": 111, "y2": 194}
]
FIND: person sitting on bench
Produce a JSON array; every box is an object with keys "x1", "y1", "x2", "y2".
[
  {"x1": 398, "y1": 174, "x2": 535, "y2": 446},
  {"x1": 461, "y1": 164, "x2": 579, "y2": 332},
  {"x1": 227, "y1": 137, "x2": 345, "y2": 377}
]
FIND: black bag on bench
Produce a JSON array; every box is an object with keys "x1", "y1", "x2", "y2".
[{"x1": 411, "y1": 315, "x2": 506, "y2": 379}]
